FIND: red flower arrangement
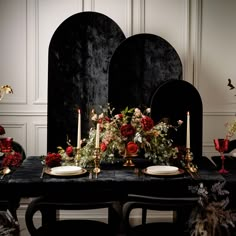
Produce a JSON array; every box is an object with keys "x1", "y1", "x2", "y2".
[
  {"x1": 1, "y1": 152, "x2": 22, "y2": 168},
  {"x1": 79, "y1": 105, "x2": 183, "y2": 167},
  {"x1": 45, "y1": 152, "x2": 62, "y2": 167}
]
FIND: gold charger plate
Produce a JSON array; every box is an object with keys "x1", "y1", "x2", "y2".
[
  {"x1": 142, "y1": 168, "x2": 184, "y2": 177},
  {"x1": 45, "y1": 168, "x2": 87, "y2": 177}
]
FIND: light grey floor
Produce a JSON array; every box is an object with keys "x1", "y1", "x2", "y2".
[{"x1": 18, "y1": 218, "x2": 30, "y2": 236}]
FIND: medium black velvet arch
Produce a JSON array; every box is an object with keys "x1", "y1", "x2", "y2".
[
  {"x1": 150, "y1": 79, "x2": 203, "y2": 160},
  {"x1": 47, "y1": 12, "x2": 126, "y2": 152},
  {"x1": 108, "y1": 33, "x2": 182, "y2": 113}
]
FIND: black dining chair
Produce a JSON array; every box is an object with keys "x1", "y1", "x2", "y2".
[
  {"x1": 0, "y1": 140, "x2": 26, "y2": 235},
  {"x1": 122, "y1": 194, "x2": 198, "y2": 236},
  {"x1": 0, "y1": 140, "x2": 26, "y2": 217},
  {"x1": 11, "y1": 141, "x2": 26, "y2": 161},
  {"x1": 25, "y1": 196, "x2": 119, "y2": 236}
]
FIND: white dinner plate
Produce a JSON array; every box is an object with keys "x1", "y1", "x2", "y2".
[
  {"x1": 50, "y1": 166, "x2": 83, "y2": 175},
  {"x1": 145, "y1": 165, "x2": 179, "y2": 174}
]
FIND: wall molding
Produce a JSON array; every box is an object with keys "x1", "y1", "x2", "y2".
[
  {"x1": 192, "y1": 0, "x2": 202, "y2": 89},
  {"x1": 33, "y1": 123, "x2": 47, "y2": 155},
  {"x1": 182, "y1": 0, "x2": 191, "y2": 82},
  {"x1": 132, "y1": 0, "x2": 145, "y2": 34},
  {"x1": 0, "y1": 111, "x2": 47, "y2": 116}
]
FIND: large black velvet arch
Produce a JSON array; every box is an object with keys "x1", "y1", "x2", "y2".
[
  {"x1": 108, "y1": 33, "x2": 182, "y2": 113},
  {"x1": 150, "y1": 79, "x2": 203, "y2": 160},
  {"x1": 47, "y1": 12, "x2": 126, "y2": 152}
]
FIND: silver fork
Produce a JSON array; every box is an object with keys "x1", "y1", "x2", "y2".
[{"x1": 40, "y1": 160, "x2": 45, "y2": 178}]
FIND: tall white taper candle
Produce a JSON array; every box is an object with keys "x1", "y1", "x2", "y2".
[
  {"x1": 77, "y1": 109, "x2": 81, "y2": 148},
  {"x1": 95, "y1": 123, "x2": 100, "y2": 148},
  {"x1": 186, "y1": 111, "x2": 190, "y2": 149}
]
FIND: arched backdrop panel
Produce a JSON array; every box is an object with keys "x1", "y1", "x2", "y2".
[
  {"x1": 150, "y1": 79, "x2": 203, "y2": 160},
  {"x1": 47, "y1": 12, "x2": 126, "y2": 152},
  {"x1": 108, "y1": 33, "x2": 182, "y2": 113}
]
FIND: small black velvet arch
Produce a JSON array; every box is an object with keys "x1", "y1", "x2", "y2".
[{"x1": 150, "y1": 79, "x2": 203, "y2": 159}]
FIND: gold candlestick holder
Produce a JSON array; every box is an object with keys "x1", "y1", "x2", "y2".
[
  {"x1": 185, "y1": 148, "x2": 198, "y2": 174},
  {"x1": 74, "y1": 147, "x2": 81, "y2": 166},
  {"x1": 93, "y1": 148, "x2": 101, "y2": 176}
]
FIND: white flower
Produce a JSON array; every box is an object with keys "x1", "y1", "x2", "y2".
[
  {"x1": 91, "y1": 113, "x2": 98, "y2": 121},
  {"x1": 177, "y1": 120, "x2": 183, "y2": 125},
  {"x1": 98, "y1": 113, "x2": 104, "y2": 119}
]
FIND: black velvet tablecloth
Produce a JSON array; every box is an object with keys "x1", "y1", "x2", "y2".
[{"x1": 2, "y1": 156, "x2": 226, "y2": 202}]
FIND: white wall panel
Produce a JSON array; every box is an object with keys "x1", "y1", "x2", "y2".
[
  {"x1": 0, "y1": 0, "x2": 27, "y2": 104},
  {"x1": 91, "y1": 0, "x2": 132, "y2": 37},
  {"x1": 0, "y1": 121, "x2": 27, "y2": 153},
  {"x1": 199, "y1": 0, "x2": 236, "y2": 113},
  {"x1": 197, "y1": 0, "x2": 236, "y2": 154},
  {"x1": 33, "y1": 123, "x2": 47, "y2": 156},
  {"x1": 36, "y1": 0, "x2": 83, "y2": 104},
  {"x1": 144, "y1": 0, "x2": 188, "y2": 67}
]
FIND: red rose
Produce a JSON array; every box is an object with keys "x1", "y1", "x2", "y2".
[
  {"x1": 104, "y1": 116, "x2": 111, "y2": 122},
  {"x1": 115, "y1": 114, "x2": 123, "y2": 119},
  {"x1": 120, "y1": 124, "x2": 136, "y2": 137},
  {"x1": 0, "y1": 125, "x2": 5, "y2": 135},
  {"x1": 45, "y1": 152, "x2": 62, "y2": 167},
  {"x1": 2, "y1": 152, "x2": 22, "y2": 168},
  {"x1": 66, "y1": 146, "x2": 73, "y2": 157},
  {"x1": 126, "y1": 141, "x2": 138, "y2": 155},
  {"x1": 100, "y1": 142, "x2": 107, "y2": 152},
  {"x1": 141, "y1": 116, "x2": 154, "y2": 131}
]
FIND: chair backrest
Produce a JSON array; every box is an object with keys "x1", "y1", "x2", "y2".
[
  {"x1": 12, "y1": 141, "x2": 26, "y2": 160},
  {"x1": 122, "y1": 194, "x2": 199, "y2": 234},
  {"x1": 25, "y1": 196, "x2": 117, "y2": 236}
]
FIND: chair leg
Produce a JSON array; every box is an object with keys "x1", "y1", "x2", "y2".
[
  {"x1": 8, "y1": 197, "x2": 21, "y2": 221},
  {"x1": 41, "y1": 208, "x2": 58, "y2": 226},
  {"x1": 109, "y1": 201, "x2": 123, "y2": 234},
  {"x1": 141, "y1": 208, "x2": 147, "y2": 224}
]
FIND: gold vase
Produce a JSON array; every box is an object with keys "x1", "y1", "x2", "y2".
[{"x1": 123, "y1": 150, "x2": 137, "y2": 167}]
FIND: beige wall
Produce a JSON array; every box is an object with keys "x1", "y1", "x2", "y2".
[{"x1": 0, "y1": 0, "x2": 236, "y2": 158}]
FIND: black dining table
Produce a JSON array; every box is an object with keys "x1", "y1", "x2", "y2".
[
  {"x1": 2, "y1": 155, "x2": 236, "y2": 234},
  {"x1": 7, "y1": 156, "x2": 225, "y2": 198}
]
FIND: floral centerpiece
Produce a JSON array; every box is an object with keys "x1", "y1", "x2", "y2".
[
  {"x1": 45, "y1": 104, "x2": 183, "y2": 168},
  {"x1": 79, "y1": 104, "x2": 183, "y2": 167}
]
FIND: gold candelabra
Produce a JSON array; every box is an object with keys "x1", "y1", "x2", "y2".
[
  {"x1": 185, "y1": 148, "x2": 198, "y2": 176},
  {"x1": 74, "y1": 147, "x2": 81, "y2": 166},
  {"x1": 93, "y1": 148, "x2": 101, "y2": 177}
]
